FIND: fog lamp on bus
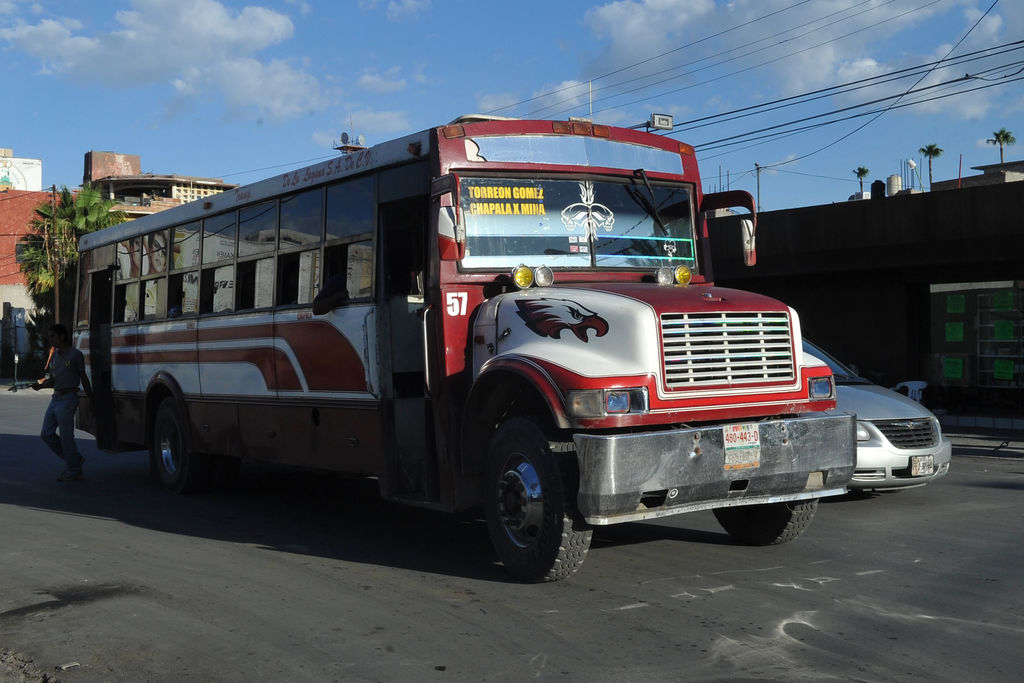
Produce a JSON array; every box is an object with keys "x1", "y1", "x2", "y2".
[
  {"x1": 512, "y1": 264, "x2": 534, "y2": 289},
  {"x1": 567, "y1": 388, "x2": 648, "y2": 418},
  {"x1": 808, "y1": 376, "x2": 835, "y2": 400},
  {"x1": 655, "y1": 265, "x2": 692, "y2": 286}
]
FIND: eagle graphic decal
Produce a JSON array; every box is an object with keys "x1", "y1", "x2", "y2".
[{"x1": 515, "y1": 298, "x2": 610, "y2": 343}]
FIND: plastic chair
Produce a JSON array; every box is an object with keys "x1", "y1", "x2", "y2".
[{"x1": 892, "y1": 381, "x2": 927, "y2": 403}]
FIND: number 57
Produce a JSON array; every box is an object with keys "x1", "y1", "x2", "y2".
[{"x1": 446, "y1": 292, "x2": 468, "y2": 316}]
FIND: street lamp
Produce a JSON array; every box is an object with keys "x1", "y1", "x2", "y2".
[{"x1": 907, "y1": 159, "x2": 923, "y2": 191}]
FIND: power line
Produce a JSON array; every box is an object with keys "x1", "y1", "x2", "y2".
[
  {"x1": 488, "y1": 0, "x2": 817, "y2": 115},
  {"x1": 696, "y1": 75, "x2": 1022, "y2": 160},
  {"x1": 570, "y1": 0, "x2": 946, "y2": 122},
  {"x1": 692, "y1": 61, "x2": 1020, "y2": 152},
  {"x1": 756, "y1": 0, "x2": 1002, "y2": 171},
  {"x1": 670, "y1": 41, "x2": 1024, "y2": 135},
  {"x1": 528, "y1": 0, "x2": 906, "y2": 119}
]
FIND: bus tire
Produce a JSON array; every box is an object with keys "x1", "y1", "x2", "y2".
[
  {"x1": 484, "y1": 417, "x2": 592, "y2": 582},
  {"x1": 712, "y1": 499, "x2": 818, "y2": 546},
  {"x1": 150, "y1": 397, "x2": 210, "y2": 494}
]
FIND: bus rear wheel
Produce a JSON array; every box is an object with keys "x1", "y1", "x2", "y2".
[
  {"x1": 484, "y1": 417, "x2": 592, "y2": 582},
  {"x1": 150, "y1": 397, "x2": 210, "y2": 494},
  {"x1": 712, "y1": 499, "x2": 819, "y2": 545}
]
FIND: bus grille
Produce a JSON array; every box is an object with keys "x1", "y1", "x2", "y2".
[
  {"x1": 661, "y1": 311, "x2": 795, "y2": 388},
  {"x1": 871, "y1": 419, "x2": 938, "y2": 449}
]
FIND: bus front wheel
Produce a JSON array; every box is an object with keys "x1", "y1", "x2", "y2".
[
  {"x1": 712, "y1": 499, "x2": 818, "y2": 545},
  {"x1": 150, "y1": 398, "x2": 210, "y2": 494},
  {"x1": 483, "y1": 417, "x2": 592, "y2": 582}
]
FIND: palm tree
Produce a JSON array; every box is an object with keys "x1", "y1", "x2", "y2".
[
  {"x1": 918, "y1": 144, "x2": 943, "y2": 190},
  {"x1": 20, "y1": 185, "x2": 127, "y2": 327},
  {"x1": 986, "y1": 128, "x2": 1016, "y2": 164},
  {"x1": 853, "y1": 166, "x2": 870, "y2": 195}
]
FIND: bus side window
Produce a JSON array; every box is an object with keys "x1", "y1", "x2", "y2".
[
  {"x1": 237, "y1": 257, "x2": 274, "y2": 311},
  {"x1": 380, "y1": 198, "x2": 425, "y2": 297},
  {"x1": 169, "y1": 271, "x2": 199, "y2": 317},
  {"x1": 114, "y1": 282, "x2": 140, "y2": 323},
  {"x1": 200, "y1": 264, "x2": 235, "y2": 313},
  {"x1": 277, "y1": 249, "x2": 319, "y2": 306},
  {"x1": 142, "y1": 277, "x2": 167, "y2": 320},
  {"x1": 314, "y1": 241, "x2": 372, "y2": 313}
]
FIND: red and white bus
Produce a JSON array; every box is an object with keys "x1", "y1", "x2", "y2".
[{"x1": 75, "y1": 116, "x2": 855, "y2": 581}]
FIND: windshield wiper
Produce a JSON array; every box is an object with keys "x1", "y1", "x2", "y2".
[{"x1": 631, "y1": 169, "x2": 668, "y2": 236}]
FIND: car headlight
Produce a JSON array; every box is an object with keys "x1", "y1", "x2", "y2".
[
  {"x1": 856, "y1": 421, "x2": 871, "y2": 442},
  {"x1": 567, "y1": 388, "x2": 649, "y2": 418}
]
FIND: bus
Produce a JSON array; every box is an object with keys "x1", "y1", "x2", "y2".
[{"x1": 74, "y1": 116, "x2": 855, "y2": 581}]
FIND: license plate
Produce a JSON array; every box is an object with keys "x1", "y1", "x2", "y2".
[
  {"x1": 723, "y1": 423, "x2": 761, "y2": 471},
  {"x1": 911, "y1": 455, "x2": 934, "y2": 476}
]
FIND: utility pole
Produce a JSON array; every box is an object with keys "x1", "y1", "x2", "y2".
[
  {"x1": 754, "y1": 163, "x2": 762, "y2": 210},
  {"x1": 43, "y1": 184, "x2": 60, "y2": 324}
]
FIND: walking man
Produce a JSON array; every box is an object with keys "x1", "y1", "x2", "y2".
[{"x1": 35, "y1": 324, "x2": 93, "y2": 482}]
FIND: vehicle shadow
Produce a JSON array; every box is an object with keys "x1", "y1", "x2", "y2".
[
  {"x1": 1, "y1": 433, "x2": 511, "y2": 582},
  {"x1": 1, "y1": 432, "x2": 747, "y2": 582}
]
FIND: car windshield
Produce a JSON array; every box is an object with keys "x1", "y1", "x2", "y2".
[
  {"x1": 803, "y1": 340, "x2": 871, "y2": 385},
  {"x1": 459, "y1": 176, "x2": 697, "y2": 271}
]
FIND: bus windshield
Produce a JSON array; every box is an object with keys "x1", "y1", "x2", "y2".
[{"x1": 459, "y1": 176, "x2": 697, "y2": 272}]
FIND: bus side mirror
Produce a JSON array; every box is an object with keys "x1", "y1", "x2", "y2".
[
  {"x1": 432, "y1": 176, "x2": 465, "y2": 261},
  {"x1": 701, "y1": 189, "x2": 757, "y2": 268},
  {"x1": 436, "y1": 197, "x2": 465, "y2": 261},
  {"x1": 740, "y1": 218, "x2": 756, "y2": 267}
]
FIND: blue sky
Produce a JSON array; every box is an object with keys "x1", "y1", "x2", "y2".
[{"x1": 0, "y1": 0, "x2": 1020, "y2": 210}]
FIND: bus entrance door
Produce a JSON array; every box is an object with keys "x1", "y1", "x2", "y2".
[
  {"x1": 87, "y1": 269, "x2": 116, "y2": 450},
  {"x1": 381, "y1": 197, "x2": 438, "y2": 502}
]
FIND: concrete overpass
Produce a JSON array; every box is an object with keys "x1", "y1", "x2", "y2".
[{"x1": 710, "y1": 180, "x2": 1024, "y2": 416}]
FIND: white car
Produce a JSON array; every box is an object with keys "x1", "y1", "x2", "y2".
[{"x1": 805, "y1": 340, "x2": 951, "y2": 491}]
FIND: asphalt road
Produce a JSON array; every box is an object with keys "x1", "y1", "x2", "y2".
[{"x1": 1, "y1": 388, "x2": 1022, "y2": 682}]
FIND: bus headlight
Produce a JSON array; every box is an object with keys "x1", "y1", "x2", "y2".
[
  {"x1": 567, "y1": 388, "x2": 649, "y2": 418},
  {"x1": 808, "y1": 376, "x2": 834, "y2": 400}
]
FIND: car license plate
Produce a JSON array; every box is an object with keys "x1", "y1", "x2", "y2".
[
  {"x1": 723, "y1": 423, "x2": 761, "y2": 470},
  {"x1": 911, "y1": 455, "x2": 934, "y2": 476}
]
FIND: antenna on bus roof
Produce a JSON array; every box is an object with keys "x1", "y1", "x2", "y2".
[{"x1": 334, "y1": 129, "x2": 367, "y2": 155}]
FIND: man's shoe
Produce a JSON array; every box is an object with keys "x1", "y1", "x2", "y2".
[{"x1": 57, "y1": 470, "x2": 84, "y2": 482}]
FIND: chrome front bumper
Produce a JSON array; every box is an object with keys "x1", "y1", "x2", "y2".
[{"x1": 573, "y1": 413, "x2": 856, "y2": 525}]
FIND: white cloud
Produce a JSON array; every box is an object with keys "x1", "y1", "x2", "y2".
[
  {"x1": 584, "y1": 0, "x2": 716, "y2": 66},
  {"x1": 285, "y1": 0, "x2": 312, "y2": 16},
  {"x1": 348, "y1": 108, "x2": 411, "y2": 135},
  {"x1": 577, "y1": 0, "x2": 1013, "y2": 126},
  {"x1": 385, "y1": 0, "x2": 430, "y2": 21},
  {"x1": 357, "y1": 67, "x2": 407, "y2": 94},
  {"x1": 0, "y1": 0, "x2": 327, "y2": 122},
  {"x1": 208, "y1": 58, "x2": 327, "y2": 123}
]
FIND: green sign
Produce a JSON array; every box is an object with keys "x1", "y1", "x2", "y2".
[
  {"x1": 994, "y1": 320, "x2": 1015, "y2": 341},
  {"x1": 993, "y1": 291, "x2": 1014, "y2": 311},
  {"x1": 946, "y1": 294, "x2": 965, "y2": 314},
  {"x1": 945, "y1": 321, "x2": 964, "y2": 343},
  {"x1": 993, "y1": 359, "x2": 1015, "y2": 381},
  {"x1": 943, "y1": 357, "x2": 963, "y2": 379}
]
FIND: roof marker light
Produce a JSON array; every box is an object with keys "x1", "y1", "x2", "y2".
[{"x1": 442, "y1": 124, "x2": 466, "y2": 139}]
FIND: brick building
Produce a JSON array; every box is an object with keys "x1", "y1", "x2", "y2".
[{"x1": 0, "y1": 189, "x2": 48, "y2": 310}]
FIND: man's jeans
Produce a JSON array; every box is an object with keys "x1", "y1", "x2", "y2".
[{"x1": 41, "y1": 392, "x2": 82, "y2": 474}]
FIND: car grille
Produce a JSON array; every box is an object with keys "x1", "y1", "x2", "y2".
[
  {"x1": 871, "y1": 419, "x2": 939, "y2": 449},
  {"x1": 661, "y1": 311, "x2": 795, "y2": 388}
]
